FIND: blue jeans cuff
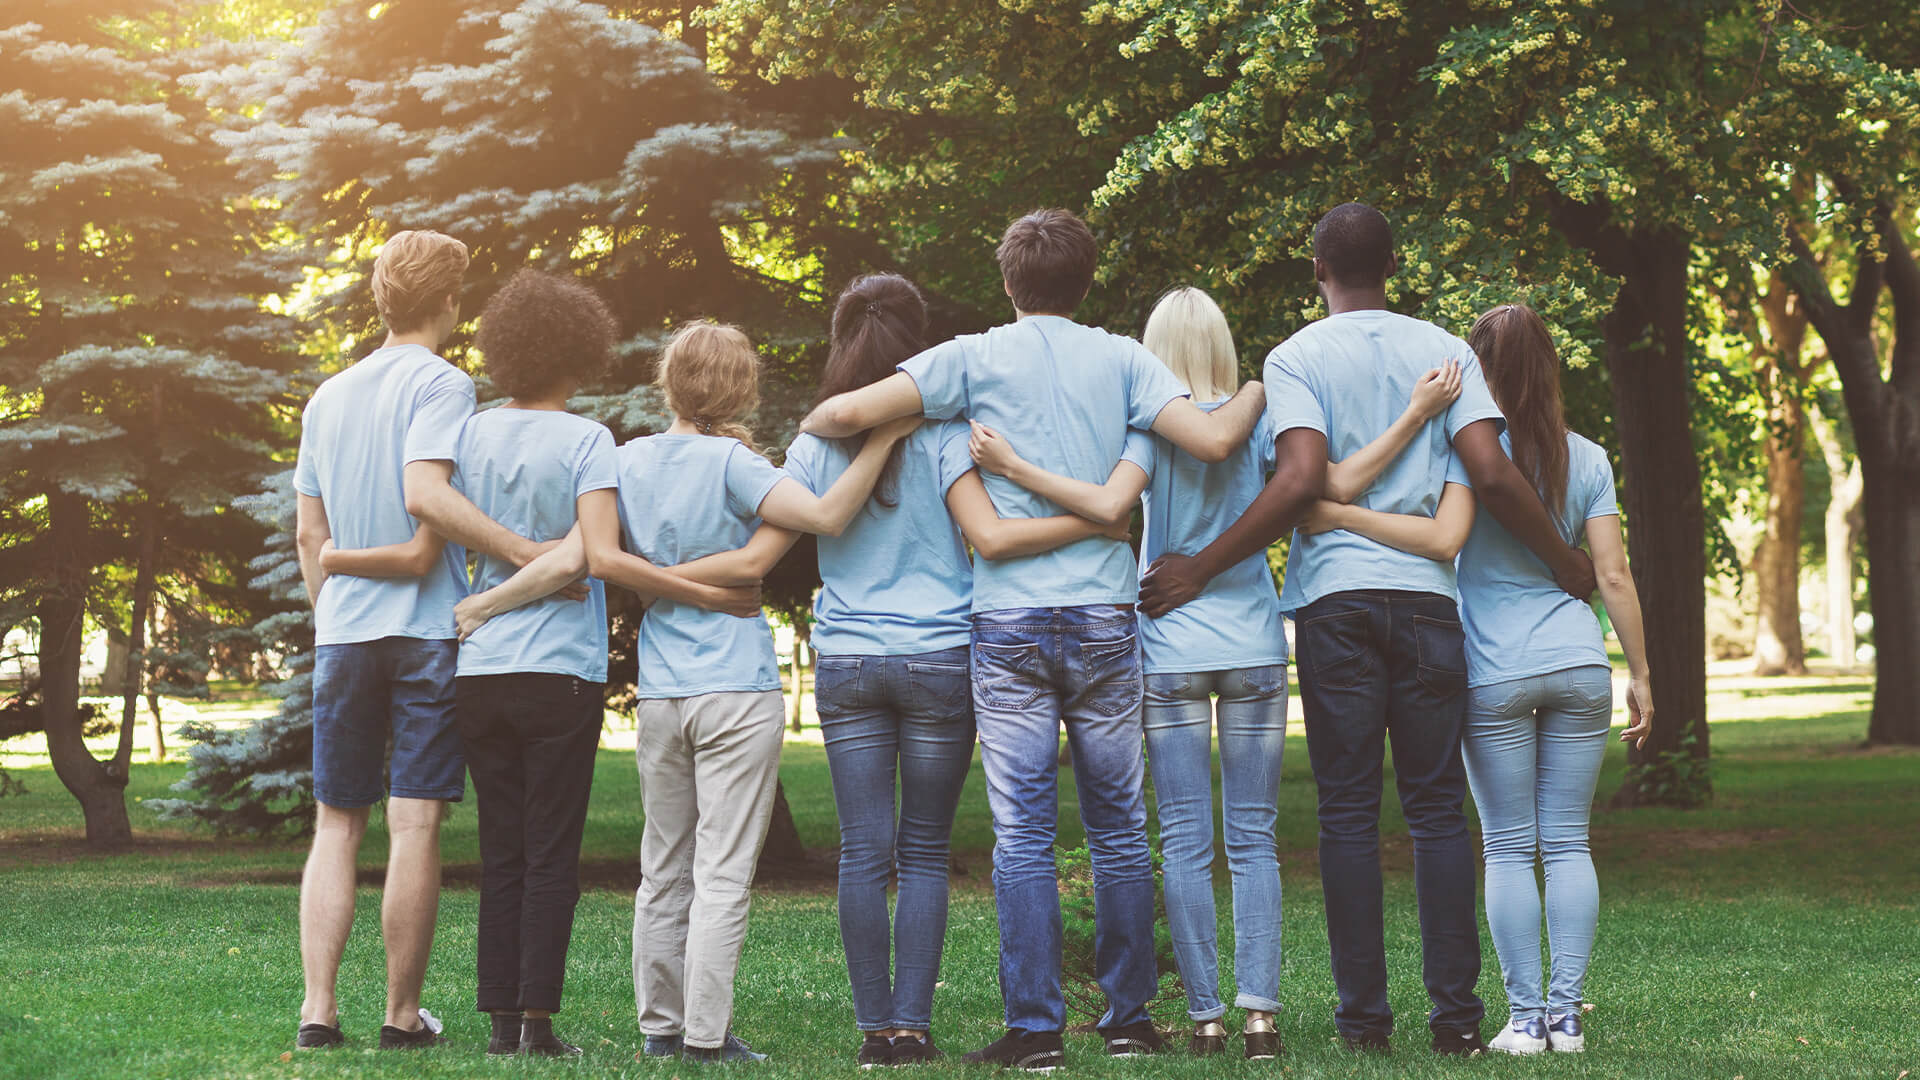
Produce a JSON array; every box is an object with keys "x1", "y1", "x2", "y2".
[
  {"x1": 1188, "y1": 1005, "x2": 1228, "y2": 1022},
  {"x1": 1234, "y1": 994, "x2": 1282, "y2": 1013}
]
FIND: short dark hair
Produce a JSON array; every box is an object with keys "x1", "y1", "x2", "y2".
[
  {"x1": 475, "y1": 270, "x2": 617, "y2": 399},
  {"x1": 1312, "y1": 202, "x2": 1394, "y2": 287},
  {"x1": 997, "y1": 209, "x2": 1097, "y2": 314}
]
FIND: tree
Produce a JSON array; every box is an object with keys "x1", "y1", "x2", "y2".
[
  {"x1": 1746, "y1": 272, "x2": 1812, "y2": 675},
  {"x1": 0, "y1": 3, "x2": 299, "y2": 847}
]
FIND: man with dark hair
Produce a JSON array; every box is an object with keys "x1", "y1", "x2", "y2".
[
  {"x1": 799, "y1": 208, "x2": 1264, "y2": 1070},
  {"x1": 1140, "y1": 202, "x2": 1596, "y2": 1057}
]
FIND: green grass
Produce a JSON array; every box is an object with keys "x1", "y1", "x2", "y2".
[{"x1": 0, "y1": 673, "x2": 1914, "y2": 1079}]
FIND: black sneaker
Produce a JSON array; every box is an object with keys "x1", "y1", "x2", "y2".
[
  {"x1": 1188, "y1": 1020, "x2": 1227, "y2": 1056},
  {"x1": 1102, "y1": 1020, "x2": 1164, "y2": 1057},
  {"x1": 1432, "y1": 1027, "x2": 1487, "y2": 1057},
  {"x1": 295, "y1": 1021, "x2": 345, "y2": 1050},
  {"x1": 488, "y1": 1012, "x2": 523, "y2": 1056},
  {"x1": 857, "y1": 1033, "x2": 895, "y2": 1068},
  {"x1": 1243, "y1": 1018, "x2": 1282, "y2": 1060},
  {"x1": 1342, "y1": 1031, "x2": 1391, "y2": 1053},
  {"x1": 378, "y1": 1008, "x2": 447, "y2": 1050},
  {"x1": 521, "y1": 1017, "x2": 583, "y2": 1057},
  {"x1": 961, "y1": 1029, "x2": 1065, "y2": 1071},
  {"x1": 890, "y1": 1034, "x2": 943, "y2": 1065}
]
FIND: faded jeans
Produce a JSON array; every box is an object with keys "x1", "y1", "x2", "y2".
[
  {"x1": 814, "y1": 646, "x2": 976, "y2": 1032},
  {"x1": 1460, "y1": 665, "x2": 1612, "y2": 1021},
  {"x1": 972, "y1": 605, "x2": 1158, "y2": 1035},
  {"x1": 1143, "y1": 666, "x2": 1288, "y2": 1021}
]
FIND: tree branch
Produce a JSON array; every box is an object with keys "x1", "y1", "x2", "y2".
[{"x1": 1873, "y1": 206, "x2": 1920, "y2": 384}]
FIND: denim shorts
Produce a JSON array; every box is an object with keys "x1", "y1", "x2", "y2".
[{"x1": 312, "y1": 636, "x2": 464, "y2": 807}]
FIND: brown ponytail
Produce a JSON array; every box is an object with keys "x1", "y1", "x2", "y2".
[
  {"x1": 1468, "y1": 303, "x2": 1569, "y2": 513},
  {"x1": 656, "y1": 322, "x2": 761, "y2": 455}
]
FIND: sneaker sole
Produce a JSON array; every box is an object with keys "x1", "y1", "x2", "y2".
[{"x1": 1549, "y1": 1040, "x2": 1586, "y2": 1053}]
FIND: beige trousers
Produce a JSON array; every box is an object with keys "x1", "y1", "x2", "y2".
[{"x1": 631, "y1": 690, "x2": 784, "y2": 1050}]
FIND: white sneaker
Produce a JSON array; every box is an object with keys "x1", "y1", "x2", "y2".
[
  {"x1": 1488, "y1": 1017, "x2": 1549, "y2": 1055},
  {"x1": 1547, "y1": 1012, "x2": 1585, "y2": 1053}
]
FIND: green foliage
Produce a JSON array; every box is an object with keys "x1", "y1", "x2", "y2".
[
  {"x1": 1054, "y1": 843, "x2": 1184, "y2": 1026},
  {"x1": 1622, "y1": 729, "x2": 1713, "y2": 810}
]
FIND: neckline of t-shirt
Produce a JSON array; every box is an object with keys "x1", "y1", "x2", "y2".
[{"x1": 1326, "y1": 308, "x2": 1400, "y2": 320}]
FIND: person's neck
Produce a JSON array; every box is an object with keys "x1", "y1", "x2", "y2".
[
  {"x1": 1014, "y1": 308, "x2": 1075, "y2": 321},
  {"x1": 382, "y1": 328, "x2": 445, "y2": 351},
  {"x1": 1321, "y1": 285, "x2": 1391, "y2": 316},
  {"x1": 667, "y1": 416, "x2": 704, "y2": 436},
  {"x1": 503, "y1": 393, "x2": 570, "y2": 412}
]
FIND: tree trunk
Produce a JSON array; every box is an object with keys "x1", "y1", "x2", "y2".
[
  {"x1": 788, "y1": 618, "x2": 808, "y2": 733},
  {"x1": 1750, "y1": 276, "x2": 1809, "y2": 675},
  {"x1": 117, "y1": 499, "x2": 160, "y2": 772},
  {"x1": 39, "y1": 491, "x2": 134, "y2": 848},
  {"x1": 1601, "y1": 228, "x2": 1712, "y2": 805},
  {"x1": 1809, "y1": 401, "x2": 1862, "y2": 668},
  {"x1": 1857, "y1": 449, "x2": 1920, "y2": 744},
  {"x1": 755, "y1": 780, "x2": 806, "y2": 871}
]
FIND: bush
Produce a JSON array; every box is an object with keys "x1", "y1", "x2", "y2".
[{"x1": 1055, "y1": 843, "x2": 1185, "y2": 1029}]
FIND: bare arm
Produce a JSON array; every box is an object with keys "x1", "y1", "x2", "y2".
[
  {"x1": 452, "y1": 525, "x2": 588, "y2": 640},
  {"x1": 1324, "y1": 361, "x2": 1462, "y2": 503},
  {"x1": 669, "y1": 523, "x2": 803, "y2": 586},
  {"x1": 295, "y1": 493, "x2": 331, "y2": 607},
  {"x1": 756, "y1": 417, "x2": 920, "y2": 536},
  {"x1": 1137, "y1": 427, "x2": 1328, "y2": 618},
  {"x1": 798, "y1": 371, "x2": 924, "y2": 438},
  {"x1": 1148, "y1": 381, "x2": 1264, "y2": 463},
  {"x1": 1587, "y1": 514, "x2": 1653, "y2": 748},
  {"x1": 577, "y1": 489, "x2": 762, "y2": 618},
  {"x1": 945, "y1": 469, "x2": 1129, "y2": 561},
  {"x1": 1301, "y1": 483, "x2": 1476, "y2": 562},
  {"x1": 966, "y1": 421, "x2": 1149, "y2": 526},
  {"x1": 402, "y1": 459, "x2": 544, "y2": 568},
  {"x1": 1451, "y1": 420, "x2": 1596, "y2": 598},
  {"x1": 319, "y1": 525, "x2": 444, "y2": 579}
]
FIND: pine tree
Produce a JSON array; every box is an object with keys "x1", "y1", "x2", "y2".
[{"x1": 0, "y1": 3, "x2": 301, "y2": 847}]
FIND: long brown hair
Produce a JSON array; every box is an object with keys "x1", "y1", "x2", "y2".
[
  {"x1": 815, "y1": 274, "x2": 928, "y2": 507},
  {"x1": 656, "y1": 322, "x2": 761, "y2": 454},
  {"x1": 1468, "y1": 303, "x2": 1568, "y2": 513}
]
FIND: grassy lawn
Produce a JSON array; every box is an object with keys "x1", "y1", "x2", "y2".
[{"x1": 0, "y1": 673, "x2": 1913, "y2": 1078}]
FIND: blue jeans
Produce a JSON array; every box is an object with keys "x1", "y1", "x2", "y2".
[
  {"x1": 1295, "y1": 591, "x2": 1483, "y2": 1039},
  {"x1": 312, "y1": 636, "x2": 463, "y2": 807},
  {"x1": 972, "y1": 606, "x2": 1157, "y2": 1035},
  {"x1": 814, "y1": 646, "x2": 976, "y2": 1032},
  {"x1": 1461, "y1": 665, "x2": 1612, "y2": 1021},
  {"x1": 1143, "y1": 666, "x2": 1288, "y2": 1021}
]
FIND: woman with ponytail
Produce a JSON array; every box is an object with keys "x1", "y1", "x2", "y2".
[
  {"x1": 1298, "y1": 302, "x2": 1652, "y2": 1056},
  {"x1": 784, "y1": 274, "x2": 1138, "y2": 1067},
  {"x1": 582, "y1": 321, "x2": 919, "y2": 1064}
]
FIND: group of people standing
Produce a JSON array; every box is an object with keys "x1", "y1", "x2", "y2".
[{"x1": 289, "y1": 201, "x2": 1652, "y2": 1067}]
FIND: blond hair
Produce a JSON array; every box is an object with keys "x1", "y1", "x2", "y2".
[
  {"x1": 1142, "y1": 286, "x2": 1237, "y2": 401},
  {"x1": 657, "y1": 322, "x2": 761, "y2": 453},
  {"x1": 372, "y1": 230, "x2": 470, "y2": 333}
]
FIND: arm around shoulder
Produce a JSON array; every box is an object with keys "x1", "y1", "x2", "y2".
[{"x1": 1150, "y1": 381, "x2": 1263, "y2": 463}]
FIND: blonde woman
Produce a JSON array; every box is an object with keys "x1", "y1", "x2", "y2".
[
  {"x1": 581, "y1": 323, "x2": 918, "y2": 1064},
  {"x1": 969, "y1": 286, "x2": 1462, "y2": 1059}
]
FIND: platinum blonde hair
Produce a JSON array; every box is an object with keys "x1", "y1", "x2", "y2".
[{"x1": 1142, "y1": 286, "x2": 1237, "y2": 401}]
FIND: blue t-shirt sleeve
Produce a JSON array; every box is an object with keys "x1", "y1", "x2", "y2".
[
  {"x1": 1123, "y1": 341, "x2": 1191, "y2": 430},
  {"x1": 1120, "y1": 428, "x2": 1156, "y2": 476},
  {"x1": 724, "y1": 442, "x2": 787, "y2": 518},
  {"x1": 575, "y1": 425, "x2": 619, "y2": 497},
  {"x1": 898, "y1": 338, "x2": 969, "y2": 420},
  {"x1": 403, "y1": 367, "x2": 475, "y2": 465},
  {"x1": 1253, "y1": 408, "x2": 1280, "y2": 473},
  {"x1": 1444, "y1": 451, "x2": 1472, "y2": 490},
  {"x1": 1444, "y1": 347, "x2": 1505, "y2": 441},
  {"x1": 1262, "y1": 343, "x2": 1326, "y2": 437},
  {"x1": 293, "y1": 408, "x2": 320, "y2": 497},
  {"x1": 1584, "y1": 445, "x2": 1620, "y2": 519},
  {"x1": 783, "y1": 436, "x2": 825, "y2": 496},
  {"x1": 935, "y1": 421, "x2": 974, "y2": 495}
]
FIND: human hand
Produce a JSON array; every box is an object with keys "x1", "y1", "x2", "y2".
[
  {"x1": 1621, "y1": 673, "x2": 1653, "y2": 750},
  {"x1": 876, "y1": 415, "x2": 923, "y2": 443},
  {"x1": 318, "y1": 539, "x2": 338, "y2": 574},
  {"x1": 1100, "y1": 518, "x2": 1132, "y2": 542},
  {"x1": 968, "y1": 421, "x2": 1023, "y2": 476},
  {"x1": 708, "y1": 582, "x2": 763, "y2": 619},
  {"x1": 453, "y1": 593, "x2": 497, "y2": 642},
  {"x1": 1137, "y1": 553, "x2": 1208, "y2": 618},
  {"x1": 1410, "y1": 359, "x2": 1463, "y2": 420},
  {"x1": 1555, "y1": 547, "x2": 1597, "y2": 600},
  {"x1": 1298, "y1": 499, "x2": 1346, "y2": 536},
  {"x1": 556, "y1": 577, "x2": 592, "y2": 603}
]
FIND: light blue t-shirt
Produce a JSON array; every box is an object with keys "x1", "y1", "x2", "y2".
[
  {"x1": 293, "y1": 344, "x2": 473, "y2": 646},
  {"x1": 1267, "y1": 310, "x2": 1504, "y2": 614},
  {"x1": 784, "y1": 422, "x2": 975, "y2": 656},
  {"x1": 1453, "y1": 432, "x2": 1618, "y2": 688},
  {"x1": 453, "y1": 409, "x2": 618, "y2": 681},
  {"x1": 615, "y1": 433, "x2": 786, "y2": 698},
  {"x1": 900, "y1": 316, "x2": 1190, "y2": 612},
  {"x1": 1134, "y1": 403, "x2": 1288, "y2": 674}
]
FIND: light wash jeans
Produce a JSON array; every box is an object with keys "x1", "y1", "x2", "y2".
[
  {"x1": 1460, "y1": 665, "x2": 1612, "y2": 1021},
  {"x1": 814, "y1": 646, "x2": 975, "y2": 1032},
  {"x1": 971, "y1": 605, "x2": 1158, "y2": 1036},
  {"x1": 1143, "y1": 666, "x2": 1287, "y2": 1021}
]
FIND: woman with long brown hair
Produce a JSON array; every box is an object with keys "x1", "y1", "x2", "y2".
[{"x1": 1299, "y1": 302, "x2": 1652, "y2": 1055}]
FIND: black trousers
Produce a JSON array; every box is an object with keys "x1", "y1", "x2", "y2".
[{"x1": 456, "y1": 672, "x2": 602, "y2": 1014}]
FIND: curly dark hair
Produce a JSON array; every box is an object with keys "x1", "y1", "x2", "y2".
[{"x1": 475, "y1": 270, "x2": 618, "y2": 399}]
